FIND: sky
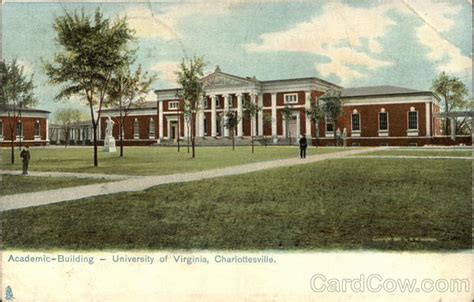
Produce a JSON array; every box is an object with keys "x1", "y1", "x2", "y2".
[{"x1": 1, "y1": 0, "x2": 472, "y2": 117}]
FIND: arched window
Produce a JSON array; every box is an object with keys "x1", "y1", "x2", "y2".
[
  {"x1": 149, "y1": 118, "x2": 155, "y2": 139},
  {"x1": 134, "y1": 118, "x2": 140, "y2": 139},
  {"x1": 34, "y1": 120, "x2": 41, "y2": 138},
  {"x1": 408, "y1": 107, "x2": 418, "y2": 130},
  {"x1": 351, "y1": 109, "x2": 360, "y2": 132},
  {"x1": 379, "y1": 108, "x2": 389, "y2": 131},
  {"x1": 16, "y1": 121, "x2": 23, "y2": 137}
]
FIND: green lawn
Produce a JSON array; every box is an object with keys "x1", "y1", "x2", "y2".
[
  {"x1": 2, "y1": 158, "x2": 471, "y2": 251},
  {"x1": 0, "y1": 174, "x2": 107, "y2": 196},
  {"x1": 0, "y1": 146, "x2": 346, "y2": 175},
  {"x1": 360, "y1": 149, "x2": 472, "y2": 157}
]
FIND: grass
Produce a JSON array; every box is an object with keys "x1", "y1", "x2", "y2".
[
  {"x1": 2, "y1": 158, "x2": 471, "y2": 251},
  {"x1": 0, "y1": 146, "x2": 346, "y2": 176},
  {"x1": 0, "y1": 174, "x2": 107, "y2": 196},
  {"x1": 360, "y1": 149, "x2": 472, "y2": 157}
]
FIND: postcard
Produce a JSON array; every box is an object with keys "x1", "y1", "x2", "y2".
[{"x1": 0, "y1": 0, "x2": 472, "y2": 301}]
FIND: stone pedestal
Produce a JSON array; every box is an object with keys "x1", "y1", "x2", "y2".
[{"x1": 103, "y1": 136, "x2": 117, "y2": 152}]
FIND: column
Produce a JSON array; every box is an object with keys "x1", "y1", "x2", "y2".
[
  {"x1": 211, "y1": 95, "x2": 217, "y2": 137},
  {"x1": 250, "y1": 93, "x2": 257, "y2": 138},
  {"x1": 45, "y1": 118, "x2": 49, "y2": 143},
  {"x1": 237, "y1": 93, "x2": 243, "y2": 137},
  {"x1": 158, "y1": 100, "x2": 164, "y2": 141},
  {"x1": 305, "y1": 91, "x2": 312, "y2": 138},
  {"x1": 198, "y1": 97, "x2": 205, "y2": 137},
  {"x1": 223, "y1": 94, "x2": 230, "y2": 137},
  {"x1": 450, "y1": 117, "x2": 456, "y2": 141},
  {"x1": 271, "y1": 93, "x2": 277, "y2": 141},
  {"x1": 257, "y1": 94, "x2": 263, "y2": 137}
]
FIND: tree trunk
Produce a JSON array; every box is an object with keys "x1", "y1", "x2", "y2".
[
  {"x1": 92, "y1": 122, "x2": 98, "y2": 167},
  {"x1": 191, "y1": 114, "x2": 196, "y2": 158},
  {"x1": 187, "y1": 122, "x2": 190, "y2": 153},
  {"x1": 120, "y1": 123, "x2": 124, "y2": 157},
  {"x1": 251, "y1": 119, "x2": 255, "y2": 153},
  {"x1": 10, "y1": 137, "x2": 14, "y2": 164},
  {"x1": 120, "y1": 113, "x2": 124, "y2": 157},
  {"x1": 232, "y1": 130, "x2": 235, "y2": 151},
  {"x1": 333, "y1": 120, "x2": 337, "y2": 146},
  {"x1": 444, "y1": 94, "x2": 449, "y2": 135},
  {"x1": 315, "y1": 122, "x2": 319, "y2": 148}
]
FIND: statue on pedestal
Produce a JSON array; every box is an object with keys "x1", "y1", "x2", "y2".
[{"x1": 103, "y1": 116, "x2": 117, "y2": 152}]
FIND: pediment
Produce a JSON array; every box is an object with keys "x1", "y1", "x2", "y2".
[{"x1": 202, "y1": 72, "x2": 255, "y2": 89}]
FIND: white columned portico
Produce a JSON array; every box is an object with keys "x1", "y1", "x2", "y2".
[
  {"x1": 305, "y1": 91, "x2": 312, "y2": 138},
  {"x1": 250, "y1": 93, "x2": 257, "y2": 138},
  {"x1": 257, "y1": 94, "x2": 263, "y2": 137},
  {"x1": 158, "y1": 100, "x2": 164, "y2": 141},
  {"x1": 198, "y1": 97, "x2": 205, "y2": 138},
  {"x1": 223, "y1": 94, "x2": 230, "y2": 137},
  {"x1": 271, "y1": 93, "x2": 277, "y2": 142},
  {"x1": 211, "y1": 95, "x2": 217, "y2": 137},
  {"x1": 237, "y1": 93, "x2": 243, "y2": 137}
]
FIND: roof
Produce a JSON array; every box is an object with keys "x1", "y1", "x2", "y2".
[
  {"x1": 101, "y1": 102, "x2": 157, "y2": 112},
  {"x1": 0, "y1": 106, "x2": 51, "y2": 114},
  {"x1": 340, "y1": 86, "x2": 432, "y2": 98}
]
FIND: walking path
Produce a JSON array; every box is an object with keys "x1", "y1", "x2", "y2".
[
  {"x1": 348, "y1": 155, "x2": 473, "y2": 160},
  {"x1": 0, "y1": 170, "x2": 135, "y2": 180},
  {"x1": 0, "y1": 148, "x2": 378, "y2": 211}
]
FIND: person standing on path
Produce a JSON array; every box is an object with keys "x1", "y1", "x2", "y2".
[
  {"x1": 20, "y1": 145, "x2": 31, "y2": 175},
  {"x1": 299, "y1": 135, "x2": 307, "y2": 159}
]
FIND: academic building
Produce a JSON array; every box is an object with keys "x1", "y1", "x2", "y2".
[
  {"x1": 0, "y1": 108, "x2": 50, "y2": 147},
  {"x1": 99, "y1": 66, "x2": 471, "y2": 147}
]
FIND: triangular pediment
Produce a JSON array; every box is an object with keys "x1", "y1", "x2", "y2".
[{"x1": 202, "y1": 71, "x2": 256, "y2": 89}]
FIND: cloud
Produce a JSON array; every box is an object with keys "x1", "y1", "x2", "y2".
[
  {"x1": 245, "y1": 0, "x2": 470, "y2": 83},
  {"x1": 394, "y1": 0, "x2": 471, "y2": 75},
  {"x1": 123, "y1": 2, "x2": 236, "y2": 40},
  {"x1": 245, "y1": 2, "x2": 396, "y2": 83},
  {"x1": 17, "y1": 59, "x2": 33, "y2": 76},
  {"x1": 150, "y1": 61, "x2": 180, "y2": 86}
]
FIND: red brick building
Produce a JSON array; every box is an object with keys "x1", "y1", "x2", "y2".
[
  {"x1": 99, "y1": 66, "x2": 471, "y2": 147},
  {"x1": 0, "y1": 108, "x2": 50, "y2": 147}
]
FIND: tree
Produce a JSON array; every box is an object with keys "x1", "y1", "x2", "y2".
[
  {"x1": 183, "y1": 100, "x2": 192, "y2": 153},
  {"x1": 175, "y1": 57, "x2": 205, "y2": 159},
  {"x1": 320, "y1": 89, "x2": 343, "y2": 146},
  {"x1": 224, "y1": 110, "x2": 240, "y2": 150},
  {"x1": 55, "y1": 108, "x2": 84, "y2": 147},
  {"x1": 431, "y1": 72, "x2": 469, "y2": 135},
  {"x1": 306, "y1": 96, "x2": 324, "y2": 147},
  {"x1": 281, "y1": 105, "x2": 293, "y2": 145},
  {"x1": 0, "y1": 59, "x2": 36, "y2": 164},
  {"x1": 243, "y1": 97, "x2": 261, "y2": 153},
  {"x1": 44, "y1": 9, "x2": 135, "y2": 166},
  {"x1": 107, "y1": 65, "x2": 155, "y2": 157}
]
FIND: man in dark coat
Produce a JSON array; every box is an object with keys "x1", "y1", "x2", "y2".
[
  {"x1": 299, "y1": 135, "x2": 308, "y2": 159},
  {"x1": 20, "y1": 145, "x2": 31, "y2": 175}
]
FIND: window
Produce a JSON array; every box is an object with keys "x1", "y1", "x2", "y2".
[
  {"x1": 149, "y1": 119, "x2": 155, "y2": 138},
  {"x1": 203, "y1": 117, "x2": 208, "y2": 135},
  {"x1": 379, "y1": 112, "x2": 388, "y2": 131},
  {"x1": 169, "y1": 101, "x2": 179, "y2": 110},
  {"x1": 0, "y1": 119, "x2": 3, "y2": 137},
  {"x1": 284, "y1": 93, "x2": 298, "y2": 104},
  {"x1": 203, "y1": 99, "x2": 208, "y2": 108},
  {"x1": 215, "y1": 97, "x2": 221, "y2": 108},
  {"x1": 16, "y1": 121, "x2": 23, "y2": 137},
  {"x1": 134, "y1": 118, "x2": 139, "y2": 139},
  {"x1": 408, "y1": 110, "x2": 418, "y2": 130},
  {"x1": 351, "y1": 111, "x2": 360, "y2": 132},
  {"x1": 34, "y1": 120, "x2": 41, "y2": 137},
  {"x1": 325, "y1": 116, "x2": 334, "y2": 133}
]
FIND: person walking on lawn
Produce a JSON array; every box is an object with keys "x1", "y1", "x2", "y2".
[
  {"x1": 20, "y1": 145, "x2": 31, "y2": 175},
  {"x1": 299, "y1": 135, "x2": 308, "y2": 159}
]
